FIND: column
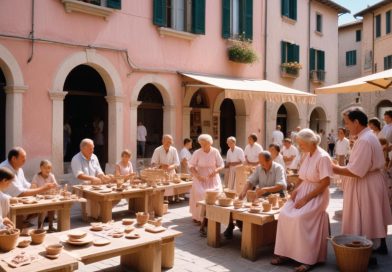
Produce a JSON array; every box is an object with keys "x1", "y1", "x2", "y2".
[
  {"x1": 182, "y1": 107, "x2": 192, "y2": 139},
  {"x1": 130, "y1": 101, "x2": 141, "y2": 166},
  {"x1": 49, "y1": 91, "x2": 67, "y2": 175},
  {"x1": 236, "y1": 114, "x2": 249, "y2": 148},
  {"x1": 105, "y1": 95, "x2": 124, "y2": 165},
  {"x1": 212, "y1": 112, "x2": 220, "y2": 150},
  {"x1": 163, "y1": 105, "x2": 176, "y2": 143},
  {"x1": 4, "y1": 85, "x2": 27, "y2": 151}
]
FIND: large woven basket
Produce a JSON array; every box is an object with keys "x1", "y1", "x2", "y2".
[
  {"x1": 330, "y1": 235, "x2": 373, "y2": 272},
  {"x1": 205, "y1": 190, "x2": 220, "y2": 205}
]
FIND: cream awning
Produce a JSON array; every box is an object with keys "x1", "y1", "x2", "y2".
[
  {"x1": 315, "y1": 68, "x2": 392, "y2": 94},
  {"x1": 181, "y1": 73, "x2": 316, "y2": 104}
]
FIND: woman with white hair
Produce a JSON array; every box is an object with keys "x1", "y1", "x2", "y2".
[
  {"x1": 189, "y1": 134, "x2": 224, "y2": 236},
  {"x1": 225, "y1": 136, "x2": 245, "y2": 190},
  {"x1": 272, "y1": 129, "x2": 332, "y2": 272}
]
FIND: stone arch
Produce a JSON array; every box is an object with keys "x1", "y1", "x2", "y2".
[
  {"x1": 50, "y1": 50, "x2": 123, "y2": 174},
  {"x1": 376, "y1": 99, "x2": 392, "y2": 119},
  {"x1": 0, "y1": 44, "x2": 27, "y2": 153},
  {"x1": 308, "y1": 106, "x2": 328, "y2": 133}
]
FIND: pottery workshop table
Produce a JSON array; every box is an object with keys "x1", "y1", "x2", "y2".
[
  {"x1": 199, "y1": 201, "x2": 278, "y2": 261},
  {"x1": 73, "y1": 185, "x2": 151, "y2": 223},
  {"x1": 47, "y1": 221, "x2": 182, "y2": 272},
  {"x1": 9, "y1": 197, "x2": 79, "y2": 231},
  {"x1": 0, "y1": 240, "x2": 78, "y2": 272}
]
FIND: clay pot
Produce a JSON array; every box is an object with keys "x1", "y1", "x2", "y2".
[
  {"x1": 233, "y1": 200, "x2": 243, "y2": 209},
  {"x1": 0, "y1": 229, "x2": 20, "y2": 252},
  {"x1": 267, "y1": 194, "x2": 279, "y2": 206},
  {"x1": 262, "y1": 202, "x2": 272, "y2": 212},
  {"x1": 45, "y1": 244, "x2": 63, "y2": 255},
  {"x1": 246, "y1": 190, "x2": 257, "y2": 203},
  {"x1": 30, "y1": 229, "x2": 46, "y2": 244},
  {"x1": 218, "y1": 197, "x2": 233, "y2": 207},
  {"x1": 136, "y1": 212, "x2": 149, "y2": 226},
  {"x1": 278, "y1": 199, "x2": 284, "y2": 208},
  {"x1": 205, "y1": 190, "x2": 220, "y2": 205},
  {"x1": 224, "y1": 189, "x2": 237, "y2": 199}
]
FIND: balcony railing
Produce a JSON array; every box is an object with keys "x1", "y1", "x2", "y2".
[
  {"x1": 310, "y1": 70, "x2": 326, "y2": 83},
  {"x1": 280, "y1": 65, "x2": 300, "y2": 78}
]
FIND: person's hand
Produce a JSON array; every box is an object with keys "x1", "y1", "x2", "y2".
[
  {"x1": 290, "y1": 190, "x2": 298, "y2": 202},
  {"x1": 3, "y1": 217, "x2": 15, "y2": 229},
  {"x1": 160, "y1": 164, "x2": 169, "y2": 170},
  {"x1": 90, "y1": 177, "x2": 102, "y2": 185},
  {"x1": 43, "y1": 183, "x2": 56, "y2": 191},
  {"x1": 294, "y1": 196, "x2": 309, "y2": 209},
  {"x1": 256, "y1": 188, "x2": 266, "y2": 197},
  {"x1": 208, "y1": 170, "x2": 217, "y2": 178}
]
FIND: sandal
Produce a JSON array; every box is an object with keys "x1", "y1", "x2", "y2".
[
  {"x1": 270, "y1": 255, "x2": 288, "y2": 265},
  {"x1": 294, "y1": 264, "x2": 312, "y2": 272}
]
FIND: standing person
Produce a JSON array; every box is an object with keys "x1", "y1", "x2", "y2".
[
  {"x1": 281, "y1": 138, "x2": 299, "y2": 170},
  {"x1": 272, "y1": 129, "x2": 332, "y2": 272},
  {"x1": 327, "y1": 131, "x2": 336, "y2": 157},
  {"x1": 335, "y1": 128, "x2": 350, "y2": 166},
  {"x1": 369, "y1": 117, "x2": 385, "y2": 139},
  {"x1": 31, "y1": 160, "x2": 58, "y2": 231},
  {"x1": 225, "y1": 137, "x2": 245, "y2": 190},
  {"x1": 0, "y1": 167, "x2": 15, "y2": 229},
  {"x1": 244, "y1": 133, "x2": 263, "y2": 166},
  {"x1": 381, "y1": 110, "x2": 392, "y2": 142},
  {"x1": 333, "y1": 107, "x2": 392, "y2": 255},
  {"x1": 137, "y1": 121, "x2": 147, "y2": 158},
  {"x1": 272, "y1": 125, "x2": 284, "y2": 146},
  {"x1": 189, "y1": 134, "x2": 224, "y2": 236},
  {"x1": 179, "y1": 138, "x2": 192, "y2": 174}
]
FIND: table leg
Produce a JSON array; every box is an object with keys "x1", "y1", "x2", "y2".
[
  {"x1": 134, "y1": 194, "x2": 148, "y2": 214},
  {"x1": 57, "y1": 208, "x2": 71, "y2": 231},
  {"x1": 100, "y1": 201, "x2": 113, "y2": 223},
  {"x1": 121, "y1": 241, "x2": 161, "y2": 272},
  {"x1": 162, "y1": 237, "x2": 175, "y2": 269},
  {"x1": 207, "y1": 220, "x2": 221, "y2": 248},
  {"x1": 152, "y1": 190, "x2": 164, "y2": 217},
  {"x1": 241, "y1": 222, "x2": 259, "y2": 261},
  {"x1": 80, "y1": 202, "x2": 88, "y2": 222}
]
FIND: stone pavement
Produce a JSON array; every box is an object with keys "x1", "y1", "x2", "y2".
[{"x1": 59, "y1": 186, "x2": 392, "y2": 271}]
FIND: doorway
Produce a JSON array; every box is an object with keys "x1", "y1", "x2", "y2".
[{"x1": 220, "y1": 98, "x2": 236, "y2": 154}]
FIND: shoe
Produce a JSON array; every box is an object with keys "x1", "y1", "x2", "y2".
[
  {"x1": 223, "y1": 226, "x2": 234, "y2": 239},
  {"x1": 368, "y1": 256, "x2": 378, "y2": 267},
  {"x1": 373, "y1": 238, "x2": 388, "y2": 255}
]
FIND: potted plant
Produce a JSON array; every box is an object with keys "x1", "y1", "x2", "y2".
[
  {"x1": 280, "y1": 62, "x2": 302, "y2": 78},
  {"x1": 227, "y1": 36, "x2": 258, "y2": 64}
]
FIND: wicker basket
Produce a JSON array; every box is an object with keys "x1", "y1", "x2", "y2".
[
  {"x1": 205, "y1": 190, "x2": 220, "y2": 205},
  {"x1": 218, "y1": 197, "x2": 233, "y2": 207},
  {"x1": 331, "y1": 235, "x2": 373, "y2": 272},
  {"x1": 0, "y1": 229, "x2": 20, "y2": 252}
]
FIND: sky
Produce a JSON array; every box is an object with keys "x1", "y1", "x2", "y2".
[{"x1": 335, "y1": 0, "x2": 382, "y2": 25}]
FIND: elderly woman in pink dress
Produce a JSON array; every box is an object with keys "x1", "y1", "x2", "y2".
[
  {"x1": 189, "y1": 134, "x2": 224, "y2": 236},
  {"x1": 333, "y1": 107, "x2": 392, "y2": 255},
  {"x1": 272, "y1": 129, "x2": 332, "y2": 272}
]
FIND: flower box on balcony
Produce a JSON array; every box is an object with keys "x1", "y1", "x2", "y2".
[
  {"x1": 280, "y1": 62, "x2": 302, "y2": 78},
  {"x1": 310, "y1": 70, "x2": 326, "y2": 83},
  {"x1": 227, "y1": 39, "x2": 258, "y2": 64}
]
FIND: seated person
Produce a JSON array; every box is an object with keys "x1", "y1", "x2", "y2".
[
  {"x1": 224, "y1": 151, "x2": 287, "y2": 239},
  {"x1": 0, "y1": 147, "x2": 56, "y2": 197},
  {"x1": 115, "y1": 149, "x2": 135, "y2": 180},
  {"x1": 281, "y1": 138, "x2": 299, "y2": 170},
  {"x1": 71, "y1": 138, "x2": 113, "y2": 185},
  {"x1": 31, "y1": 160, "x2": 58, "y2": 232},
  {"x1": 0, "y1": 167, "x2": 16, "y2": 229}
]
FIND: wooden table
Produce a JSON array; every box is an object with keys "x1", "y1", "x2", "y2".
[
  {"x1": 47, "y1": 222, "x2": 182, "y2": 271},
  {"x1": 0, "y1": 239, "x2": 78, "y2": 272},
  {"x1": 9, "y1": 197, "x2": 78, "y2": 231},
  {"x1": 200, "y1": 201, "x2": 278, "y2": 261}
]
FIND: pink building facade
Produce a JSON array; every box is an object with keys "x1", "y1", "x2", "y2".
[{"x1": 0, "y1": 0, "x2": 266, "y2": 177}]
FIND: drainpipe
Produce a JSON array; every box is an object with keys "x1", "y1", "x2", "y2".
[
  {"x1": 263, "y1": 0, "x2": 268, "y2": 148},
  {"x1": 308, "y1": 0, "x2": 311, "y2": 93},
  {"x1": 372, "y1": 12, "x2": 375, "y2": 73},
  {"x1": 27, "y1": 0, "x2": 35, "y2": 63}
]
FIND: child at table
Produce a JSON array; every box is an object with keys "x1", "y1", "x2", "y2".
[
  {"x1": 115, "y1": 149, "x2": 134, "y2": 180},
  {"x1": 0, "y1": 167, "x2": 16, "y2": 229},
  {"x1": 31, "y1": 160, "x2": 58, "y2": 231}
]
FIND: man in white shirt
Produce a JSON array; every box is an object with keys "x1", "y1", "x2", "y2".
[
  {"x1": 225, "y1": 137, "x2": 245, "y2": 190},
  {"x1": 268, "y1": 144, "x2": 285, "y2": 169},
  {"x1": 272, "y1": 125, "x2": 284, "y2": 146},
  {"x1": 335, "y1": 128, "x2": 350, "y2": 166},
  {"x1": 281, "y1": 138, "x2": 299, "y2": 170},
  {"x1": 179, "y1": 138, "x2": 192, "y2": 174},
  {"x1": 151, "y1": 134, "x2": 180, "y2": 174},
  {"x1": 244, "y1": 133, "x2": 263, "y2": 165},
  {"x1": 137, "y1": 121, "x2": 147, "y2": 158}
]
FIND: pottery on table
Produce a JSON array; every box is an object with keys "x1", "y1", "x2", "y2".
[
  {"x1": 136, "y1": 212, "x2": 149, "y2": 226},
  {"x1": 45, "y1": 244, "x2": 63, "y2": 255},
  {"x1": 205, "y1": 190, "x2": 220, "y2": 205},
  {"x1": 224, "y1": 189, "x2": 237, "y2": 199},
  {"x1": 246, "y1": 190, "x2": 257, "y2": 203},
  {"x1": 0, "y1": 229, "x2": 20, "y2": 252},
  {"x1": 30, "y1": 229, "x2": 46, "y2": 244},
  {"x1": 262, "y1": 202, "x2": 272, "y2": 212}
]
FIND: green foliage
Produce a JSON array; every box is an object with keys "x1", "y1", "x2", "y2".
[{"x1": 227, "y1": 36, "x2": 258, "y2": 64}]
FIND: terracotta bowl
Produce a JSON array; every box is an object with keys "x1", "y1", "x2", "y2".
[
  {"x1": 136, "y1": 212, "x2": 150, "y2": 226},
  {"x1": 45, "y1": 244, "x2": 63, "y2": 255},
  {"x1": 262, "y1": 202, "x2": 272, "y2": 212},
  {"x1": 30, "y1": 229, "x2": 46, "y2": 244},
  {"x1": 205, "y1": 190, "x2": 220, "y2": 205},
  {"x1": 0, "y1": 229, "x2": 20, "y2": 252},
  {"x1": 224, "y1": 189, "x2": 237, "y2": 199},
  {"x1": 233, "y1": 199, "x2": 243, "y2": 209},
  {"x1": 246, "y1": 190, "x2": 257, "y2": 203},
  {"x1": 218, "y1": 197, "x2": 233, "y2": 207},
  {"x1": 267, "y1": 194, "x2": 279, "y2": 206},
  {"x1": 122, "y1": 218, "x2": 134, "y2": 225}
]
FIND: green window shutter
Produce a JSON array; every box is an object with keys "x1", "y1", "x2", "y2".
[
  {"x1": 385, "y1": 57, "x2": 388, "y2": 70},
  {"x1": 291, "y1": 0, "x2": 297, "y2": 20},
  {"x1": 353, "y1": 50, "x2": 357, "y2": 65},
  {"x1": 222, "y1": 0, "x2": 231, "y2": 38},
  {"x1": 309, "y1": 48, "x2": 315, "y2": 71},
  {"x1": 244, "y1": 0, "x2": 253, "y2": 40},
  {"x1": 317, "y1": 50, "x2": 325, "y2": 70},
  {"x1": 294, "y1": 44, "x2": 300, "y2": 62},
  {"x1": 281, "y1": 41, "x2": 287, "y2": 63},
  {"x1": 376, "y1": 15, "x2": 381, "y2": 37},
  {"x1": 153, "y1": 0, "x2": 166, "y2": 27},
  {"x1": 346, "y1": 51, "x2": 349, "y2": 66},
  {"x1": 107, "y1": 0, "x2": 121, "y2": 9},
  {"x1": 386, "y1": 11, "x2": 391, "y2": 34},
  {"x1": 192, "y1": 0, "x2": 206, "y2": 34},
  {"x1": 356, "y1": 30, "x2": 361, "y2": 42},
  {"x1": 281, "y1": 0, "x2": 289, "y2": 17}
]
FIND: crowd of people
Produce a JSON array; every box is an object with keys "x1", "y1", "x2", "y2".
[{"x1": 0, "y1": 107, "x2": 392, "y2": 271}]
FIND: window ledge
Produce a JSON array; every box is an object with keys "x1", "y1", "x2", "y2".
[
  {"x1": 281, "y1": 16, "x2": 297, "y2": 25},
  {"x1": 314, "y1": 30, "x2": 323, "y2": 37},
  {"x1": 61, "y1": 0, "x2": 114, "y2": 20},
  {"x1": 158, "y1": 27, "x2": 197, "y2": 41}
]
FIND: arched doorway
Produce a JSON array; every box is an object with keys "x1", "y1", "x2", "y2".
[
  {"x1": 276, "y1": 103, "x2": 300, "y2": 137},
  {"x1": 220, "y1": 98, "x2": 236, "y2": 154},
  {"x1": 0, "y1": 69, "x2": 5, "y2": 160},
  {"x1": 137, "y1": 84, "x2": 164, "y2": 158},
  {"x1": 309, "y1": 107, "x2": 327, "y2": 133},
  {"x1": 377, "y1": 100, "x2": 392, "y2": 120},
  {"x1": 189, "y1": 89, "x2": 209, "y2": 151},
  {"x1": 63, "y1": 65, "x2": 108, "y2": 168}
]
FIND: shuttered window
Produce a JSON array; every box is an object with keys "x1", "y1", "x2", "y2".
[
  {"x1": 375, "y1": 14, "x2": 381, "y2": 38},
  {"x1": 316, "y1": 13, "x2": 322, "y2": 33},
  {"x1": 153, "y1": 0, "x2": 205, "y2": 34},
  {"x1": 356, "y1": 29, "x2": 361, "y2": 42},
  {"x1": 346, "y1": 50, "x2": 357, "y2": 66},
  {"x1": 309, "y1": 48, "x2": 325, "y2": 71},
  {"x1": 386, "y1": 10, "x2": 391, "y2": 34},
  {"x1": 222, "y1": 0, "x2": 253, "y2": 40},
  {"x1": 281, "y1": 0, "x2": 297, "y2": 21},
  {"x1": 384, "y1": 55, "x2": 392, "y2": 70},
  {"x1": 281, "y1": 41, "x2": 300, "y2": 63}
]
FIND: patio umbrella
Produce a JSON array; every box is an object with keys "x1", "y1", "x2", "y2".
[{"x1": 315, "y1": 68, "x2": 392, "y2": 94}]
